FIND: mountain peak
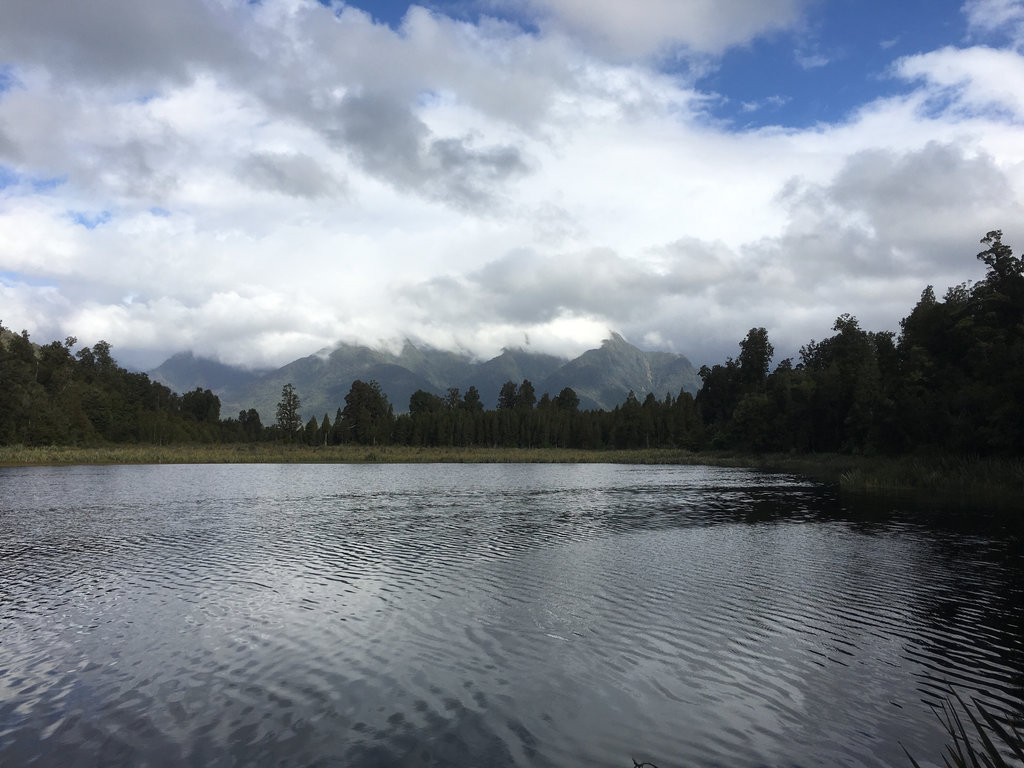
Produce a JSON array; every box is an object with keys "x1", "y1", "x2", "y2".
[{"x1": 603, "y1": 331, "x2": 629, "y2": 347}]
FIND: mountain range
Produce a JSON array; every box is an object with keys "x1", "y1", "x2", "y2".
[{"x1": 149, "y1": 333, "x2": 701, "y2": 422}]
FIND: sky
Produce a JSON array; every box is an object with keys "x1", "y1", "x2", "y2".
[{"x1": 1, "y1": 0, "x2": 1024, "y2": 371}]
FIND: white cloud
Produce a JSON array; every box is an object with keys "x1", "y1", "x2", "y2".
[
  {"x1": 0, "y1": 278, "x2": 71, "y2": 347},
  {"x1": 963, "y1": 0, "x2": 1024, "y2": 47},
  {"x1": 740, "y1": 95, "x2": 791, "y2": 113},
  {"x1": 896, "y1": 45, "x2": 1024, "y2": 119},
  {"x1": 0, "y1": 0, "x2": 250, "y2": 86},
  {"x1": 1, "y1": 0, "x2": 1023, "y2": 372},
  {"x1": 516, "y1": 0, "x2": 808, "y2": 59},
  {"x1": 795, "y1": 51, "x2": 830, "y2": 70}
]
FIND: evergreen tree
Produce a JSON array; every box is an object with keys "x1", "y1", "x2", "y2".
[
  {"x1": 275, "y1": 383, "x2": 302, "y2": 440},
  {"x1": 319, "y1": 413, "x2": 331, "y2": 446},
  {"x1": 342, "y1": 380, "x2": 394, "y2": 445},
  {"x1": 304, "y1": 415, "x2": 319, "y2": 445},
  {"x1": 330, "y1": 407, "x2": 345, "y2": 444},
  {"x1": 555, "y1": 387, "x2": 580, "y2": 412},
  {"x1": 497, "y1": 380, "x2": 518, "y2": 410},
  {"x1": 516, "y1": 380, "x2": 536, "y2": 410},
  {"x1": 239, "y1": 408, "x2": 263, "y2": 441},
  {"x1": 444, "y1": 387, "x2": 461, "y2": 410},
  {"x1": 462, "y1": 386, "x2": 483, "y2": 413},
  {"x1": 738, "y1": 327, "x2": 774, "y2": 389}
]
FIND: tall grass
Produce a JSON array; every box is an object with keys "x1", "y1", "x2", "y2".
[
  {"x1": 694, "y1": 451, "x2": 1024, "y2": 505},
  {"x1": 829, "y1": 455, "x2": 1024, "y2": 511},
  {"x1": 0, "y1": 443, "x2": 708, "y2": 467}
]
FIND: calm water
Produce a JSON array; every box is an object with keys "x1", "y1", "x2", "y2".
[{"x1": 0, "y1": 464, "x2": 1021, "y2": 767}]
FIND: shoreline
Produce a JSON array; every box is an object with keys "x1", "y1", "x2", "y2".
[{"x1": 2, "y1": 444, "x2": 1022, "y2": 505}]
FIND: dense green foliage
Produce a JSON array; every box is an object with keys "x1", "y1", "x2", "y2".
[
  {"x1": 0, "y1": 330, "x2": 230, "y2": 445},
  {"x1": 694, "y1": 230, "x2": 1024, "y2": 456},
  {"x1": 3, "y1": 232, "x2": 1021, "y2": 455}
]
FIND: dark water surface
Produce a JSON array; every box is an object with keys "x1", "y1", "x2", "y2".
[{"x1": 1, "y1": 464, "x2": 1021, "y2": 767}]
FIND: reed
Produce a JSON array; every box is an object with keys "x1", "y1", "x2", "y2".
[{"x1": 903, "y1": 689, "x2": 1024, "y2": 768}]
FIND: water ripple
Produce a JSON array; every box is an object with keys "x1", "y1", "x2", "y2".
[{"x1": 0, "y1": 463, "x2": 1021, "y2": 767}]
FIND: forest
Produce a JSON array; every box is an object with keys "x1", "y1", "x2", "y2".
[{"x1": 2, "y1": 231, "x2": 1021, "y2": 457}]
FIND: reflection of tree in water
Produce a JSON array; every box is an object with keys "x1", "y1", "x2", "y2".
[
  {"x1": 907, "y1": 521, "x2": 1024, "y2": 725},
  {"x1": 827, "y1": 491, "x2": 1024, "y2": 725}
]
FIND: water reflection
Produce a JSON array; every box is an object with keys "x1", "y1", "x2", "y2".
[{"x1": 0, "y1": 463, "x2": 1021, "y2": 767}]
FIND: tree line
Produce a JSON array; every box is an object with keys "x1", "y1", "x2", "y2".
[
  {"x1": 268, "y1": 375, "x2": 699, "y2": 451},
  {"x1": 2, "y1": 231, "x2": 1021, "y2": 455},
  {"x1": 0, "y1": 331, "x2": 233, "y2": 445},
  {"x1": 693, "y1": 230, "x2": 1023, "y2": 456}
]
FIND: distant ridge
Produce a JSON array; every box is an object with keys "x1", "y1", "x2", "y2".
[
  {"x1": 456, "y1": 348, "x2": 565, "y2": 407},
  {"x1": 537, "y1": 332, "x2": 700, "y2": 411},
  {"x1": 149, "y1": 334, "x2": 700, "y2": 421},
  {"x1": 149, "y1": 351, "x2": 264, "y2": 394}
]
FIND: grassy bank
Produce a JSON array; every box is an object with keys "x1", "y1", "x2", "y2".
[
  {"x1": 0, "y1": 443, "x2": 710, "y2": 467},
  {"x1": 703, "y1": 452, "x2": 1024, "y2": 506},
  {"x1": 2, "y1": 444, "x2": 1022, "y2": 503}
]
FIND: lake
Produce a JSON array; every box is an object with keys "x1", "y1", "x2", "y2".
[{"x1": 0, "y1": 463, "x2": 1021, "y2": 767}]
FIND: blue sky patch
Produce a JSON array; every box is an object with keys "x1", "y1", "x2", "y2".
[
  {"x1": 69, "y1": 210, "x2": 113, "y2": 229},
  {"x1": 0, "y1": 270, "x2": 56, "y2": 288},
  {"x1": 0, "y1": 165, "x2": 18, "y2": 190},
  {"x1": 0, "y1": 167, "x2": 68, "y2": 194},
  {"x1": 31, "y1": 175, "x2": 67, "y2": 193},
  {"x1": 316, "y1": 0, "x2": 479, "y2": 29},
  {"x1": 697, "y1": 0, "x2": 968, "y2": 129},
  {"x1": 335, "y1": 0, "x2": 979, "y2": 131},
  {"x1": 0, "y1": 65, "x2": 18, "y2": 95}
]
